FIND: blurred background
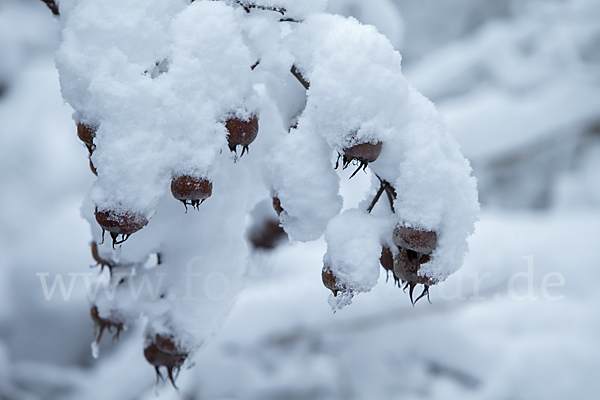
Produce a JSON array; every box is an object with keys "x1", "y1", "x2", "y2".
[{"x1": 1, "y1": 0, "x2": 599, "y2": 398}]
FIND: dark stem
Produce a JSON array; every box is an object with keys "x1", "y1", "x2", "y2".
[
  {"x1": 40, "y1": 0, "x2": 59, "y2": 15},
  {"x1": 367, "y1": 181, "x2": 386, "y2": 213},
  {"x1": 374, "y1": 174, "x2": 397, "y2": 213},
  {"x1": 367, "y1": 174, "x2": 396, "y2": 213},
  {"x1": 237, "y1": 1, "x2": 286, "y2": 15},
  {"x1": 279, "y1": 17, "x2": 302, "y2": 23},
  {"x1": 291, "y1": 65, "x2": 310, "y2": 90}
]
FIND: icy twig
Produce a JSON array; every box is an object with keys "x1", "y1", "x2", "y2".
[{"x1": 291, "y1": 65, "x2": 310, "y2": 90}]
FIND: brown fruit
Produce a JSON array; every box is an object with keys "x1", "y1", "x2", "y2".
[
  {"x1": 380, "y1": 246, "x2": 401, "y2": 286},
  {"x1": 247, "y1": 219, "x2": 287, "y2": 250},
  {"x1": 391, "y1": 226, "x2": 437, "y2": 305},
  {"x1": 337, "y1": 140, "x2": 383, "y2": 178},
  {"x1": 322, "y1": 264, "x2": 344, "y2": 297},
  {"x1": 392, "y1": 226, "x2": 437, "y2": 255},
  {"x1": 170, "y1": 175, "x2": 212, "y2": 211},
  {"x1": 144, "y1": 334, "x2": 188, "y2": 389},
  {"x1": 77, "y1": 122, "x2": 97, "y2": 154},
  {"x1": 272, "y1": 196, "x2": 284, "y2": 216},
  {"x1": 225, "y1": 114, "x2": 259, "y2": 156},
  {"x1": 343, "y1": 141, "x2": 383, "y2": 163},
  {"x1": 95, "y1": 208, "x2": 148, "y2": 247},
  {"x1": 380, "y1": 246, "x2": 394, "y2": 273}
]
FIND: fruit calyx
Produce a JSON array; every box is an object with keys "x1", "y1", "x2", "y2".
[{"x1": 392, "y1": 225, "x2": 438, "y2": 305}]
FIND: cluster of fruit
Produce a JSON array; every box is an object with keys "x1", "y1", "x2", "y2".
[
  {"x1": 269, "y1": 68, "x2": 439, "y2": 305},
  {"x1": 76, "y1": 108, "x2": 261, "y2": 386},
  {"x1": 59, "y1": 0, "x2": 478, "y2": 389},
  {"x1": 77, "y1": 112, "x2": 258, "y2": 247}
]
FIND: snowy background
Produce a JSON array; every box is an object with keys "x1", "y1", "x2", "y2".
[{"x1": 1, "y1": 0, "x2": 599, "y2": 399}]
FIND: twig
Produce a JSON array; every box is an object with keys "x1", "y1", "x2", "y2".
[
  {"x1": 290, "y1": 65, "x2": 310, "y2": 90},
  {"x1": 367, "y1": 182, "x2": 386, "y2": 213},
  {"x1": 237, "y1": 1, "x2": 286, "y2": 15},
  {"x1": 41, "y1": 0, "x2": 59, "y2": 15},
  {"x1": 279, "y1": 17, "x2": 302, "y2": 23}
]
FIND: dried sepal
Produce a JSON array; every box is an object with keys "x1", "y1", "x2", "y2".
[{"x1": 393, "y1": 247, "x2": 435, "y2": 305}]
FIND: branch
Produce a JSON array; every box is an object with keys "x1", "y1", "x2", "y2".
[
  {"x1": 290, "y1": 65, "x2": 310, "y2": 90},
  {"x1": 367, "y1": 182, "x2": 386, "y2": 213},
  {"x1": 237, "y1": 1, "x2": 286, "y2": 15},
  {"x1": 40, "y1": 0, "x2": 59, "y2": 15},
  {"x1": 279, "y1": 17, "x2": 302, "y2": 23}
]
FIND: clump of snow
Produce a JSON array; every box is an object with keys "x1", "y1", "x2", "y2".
[
  {"x1": 289, "y1": 14, "x2": 409, "y2": 151},
  {"x1": 57, "y1": 0, "x2": 257, "y2": 213},
  {"x1": 324, "y1": 210, "x2": 382, "y2": 293},
  {"x1": 323, "y1": 210, "x2": 383, "y2": 310},
  {"x1": 269, "y1": 125, "x2": 343, "y2": 242},
  {"x1": 326, "y1": 0, "x2": 405, "y2": 50},
  {"x1": 54, "y1": 0, "x2": 478, "y2": 374},
  {"x1": 375, "y1": 87, "x2": 479, "y2": 282}
]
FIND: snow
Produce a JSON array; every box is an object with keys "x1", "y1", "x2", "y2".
[
  {"x1": 324, "y1": 210, "x2": 384, "y2": 310},
  {"x1": 405, "y1": 0, "x2": 600, "y2": 161},
  {"x1": 91, "y1": 342, "x2": 100, "y2": 359},
  {"x1": 326, "y1": 0, "x2": 405, "y2": 50},
  {"x1": 289, "y1": 13, "x2": 407, "y2": 144}
]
